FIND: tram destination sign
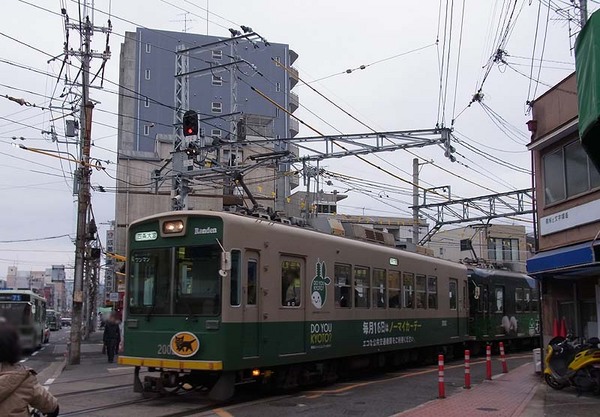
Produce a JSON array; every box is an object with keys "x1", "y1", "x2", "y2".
[{"x1": 134, "y1": 231, "x2": 158, "y2": 242}]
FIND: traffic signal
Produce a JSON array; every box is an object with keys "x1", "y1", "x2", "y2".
[{"x1": 182, "y1": 110, "x2": 198, "y2": 137}]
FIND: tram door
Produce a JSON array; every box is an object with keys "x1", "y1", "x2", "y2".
[
  {"x1": 278, "y1": 256, "x2": 306, "y2": 355},
  {"x1": 242, "y1": 252, "x2": 260, "y2": 358},
  {"x1": 449, "y1": 279, "x2": 460, "y2": 337}
]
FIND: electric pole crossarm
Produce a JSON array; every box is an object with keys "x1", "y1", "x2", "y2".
[
  {"x1": 413, "y1": 188, "x2": 534, "y2": 245},
  {"x1": 281, "y1": 138, "x2": 448, "y2": 163},
  {"x1": 415, "y1": 188, "x2": 533, "y2": 210}
]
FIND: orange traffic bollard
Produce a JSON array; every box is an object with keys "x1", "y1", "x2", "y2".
[
  {"x1": 438, "y1": 354, "x2": 445, "y2": 399},
  {"x1": 499, "y1": 342, "x2": 508, "y2": 373},
  {"x1": 464, "y1": 349, "x2": 471, "y2": 389},
  {"x1": 486, "y1": 344, "x2": 492, "y2": 380}
]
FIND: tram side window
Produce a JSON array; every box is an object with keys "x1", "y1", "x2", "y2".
[
  {"x1": 230, "y1": 250, "x2": 242, "y2": 306},
  {"x1": 494, "y1": 286, "x2": 504, "y2": 313},
  {"x1": 515, "y1": 288, "x2": 524, "y2": 313},
  {"x1": 247, "y1": 259, "x2": 258, "y2": 306},
  {"x1": 531, "y1": 288, "x2": 539, "y2": 313},
  {"x1": 415, "y1": 275, "x2": 427, "y2": 309},
  {"x1": 427, "y1": 276, "x2": 438, "y2": 309},
  {"x1": 372, "y1": 269, "x2": 386, "y2": 308},
  {"x1": 335, "y1": 263, "x2": 352, "y2": 308},
  {"x1": 449, "y1": 279, "x2": 458, "y2": 310},
  {"x1": 281, "y1": 259, "x2": 302, "y2": 307},
  {"x1": 388, "y1": 271, "x2": 401, "y2": 308},
  {"x1": 524, "y1": 288, "x2": 531, "y2": 312},
  {"x1": 482, "y1": 285, "x2": 489, "y2": 313},
  {"x1": 402, "y1": 272, "x2": 414, "y2": 309},
  {"x1": 354, "y1": 266, "x2": 370, "y2": 308}
]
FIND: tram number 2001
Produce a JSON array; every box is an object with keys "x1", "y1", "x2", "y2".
[{"x1": 157, "y1": 344, "x2": 173, "y2": 355}]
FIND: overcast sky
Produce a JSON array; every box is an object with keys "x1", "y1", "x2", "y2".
[{"x1": 0, "y1": 0, "x2": 591, "y2": 277}]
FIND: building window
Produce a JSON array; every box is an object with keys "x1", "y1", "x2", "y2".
[
  {"x1": 145, "y1": 43, "x2": 151, "y2": 53},
  {"x1": 275, "y1": 108, "x2": 279, "y2": 117},
  {"x1": 144, "y1": 97, "x2": 149, "y2": 108},
  {"x1": 144, "y1": 69, "x2": 151, "y2": 80},
  {"x1": 274, "y1": 56, "x2": 281, "y2": 63},
  {"x1": 212, "y1": 75, "x2": 223, "y2": 86},
  {"x1": 543, "y1": 140, "x2": 600, "y2": 205},
  {"x1": 211, "y1": 129, "x2": 222, "y2": 138},
  {"x1": 372, "y1": 269, "x2": 386, "y2": 308},
  {"x1": 276, "y1": 82, "x2": 281, "y2": 92},
  {"x1": 334, "y1": 263, "x2": 351, "y2": 308},
  {"x1": 387, "y1": 270, "x2": 401, "y2": 308},
  {"x1": 212, "y1": 49, "x2": 223, "y2": 59},
  {"x1": 281, "y1": 259, "x2": 301, "y2": 307},
  {"x1": 488, "y1": 238, "x2": 519, "y2": 262},
  {"x1": 354, "y1": 266, "x2": 370, "y2": 308},
  {"x1": 211, "y1": 102, "x2": 222, "y2": 113},
  {"x1": 143, "y1": 125, "x2": 150, "y2": 136}
]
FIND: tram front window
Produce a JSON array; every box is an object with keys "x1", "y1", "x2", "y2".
[
  {"x1": 174, "y1": 245, "x2": 221, "y2": 316},
  {"x1": 129, "y1": 248, "x2": 171, "y2": 315},
  {"x1": 129, "y1": 246, "x2": 221, "y2": 316}
]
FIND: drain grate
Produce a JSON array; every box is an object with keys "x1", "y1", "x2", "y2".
[{"x1": 476, "y1": 407, "x2": 499, "y2": 412}]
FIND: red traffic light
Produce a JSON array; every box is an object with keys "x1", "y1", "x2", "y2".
[{"x1": 182, "y1": 110, "x2": 198, "y2": 137}]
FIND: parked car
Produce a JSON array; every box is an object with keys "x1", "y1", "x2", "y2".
[{"x1": 61, "y1": 317, "x2": 71, "y2": 327}]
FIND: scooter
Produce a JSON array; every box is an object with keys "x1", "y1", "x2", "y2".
[{"x1": 544, "y1": 335, "x2": 600, "y2": 394}]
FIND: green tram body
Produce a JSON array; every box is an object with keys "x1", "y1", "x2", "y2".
[
  {"x1": 468, "y1": 269, "x2": 540, "y2": 351},
  {"x1": 119, "y1": 211, "x2": 538, "y2": 399}
]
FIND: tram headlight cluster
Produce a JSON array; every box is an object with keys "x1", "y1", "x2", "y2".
[{"x1": 163, "y1": 220, "x2": 184, "y2": 234}]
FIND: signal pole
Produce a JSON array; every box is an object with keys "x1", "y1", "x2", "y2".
[{"x1": 412, "y1": 158, "x2": 420, "y2": 245}]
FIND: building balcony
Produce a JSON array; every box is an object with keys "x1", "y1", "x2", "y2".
[
  {"x1": 289, "y1": 117, "x2": 299, "y2": 137},
  {"x1": 289, "y1": 92, "x2": 299, "y2": 113},
  {"x1": 289, "y1": 49, "x2": 299, "y2": 65},
  {"x1": 289, "y1": 66, "x2": 299, "y2": 89}
]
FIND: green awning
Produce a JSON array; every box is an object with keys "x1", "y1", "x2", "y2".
[{"x1": 576, "y1": 11, "x2": 600, "y2": 171}]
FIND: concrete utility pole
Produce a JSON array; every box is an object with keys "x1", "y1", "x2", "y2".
[
  {"x1": 581, "y1": 0, "x2": 588, "y2": 27},
  {"x1": 412, "y1": 158, "x2": 419, "y2": 245},
  {"x1": 67, "y1": 1, "x2": 111, "y2": 364}
]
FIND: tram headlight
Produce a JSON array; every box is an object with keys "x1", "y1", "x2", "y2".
[{"x1": 163, "y1": 220, "x2": 184, "y2": 234}]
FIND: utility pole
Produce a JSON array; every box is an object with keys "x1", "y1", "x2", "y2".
[
  {"x1": 66, "y1": 1, "x2": 111, "y2": 364},
  {"x1": 412, "y1": 158, "x2": 419, "y2": 245},
  {"x1": 581, "y1": 0, "x2": 588, "y2": 28}
]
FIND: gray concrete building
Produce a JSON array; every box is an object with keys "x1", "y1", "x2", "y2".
[
  {"x1": 427, "y1": 224, "x2": 530, "y2": 273},
  {"x1": 115, "y1": 28, "x2": 299, "y2": 255}
]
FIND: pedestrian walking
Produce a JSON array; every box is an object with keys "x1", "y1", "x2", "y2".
[
  {"x1": 103, "y1": 313, "x2": 121, "y2": 363},
  {"x1": 0, "y1": 322, "x2": 59, "y2": 417}
]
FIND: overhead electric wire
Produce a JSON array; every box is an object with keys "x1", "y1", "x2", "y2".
[{"x1": 0, "y1": 233, "x2": 72, "y2": 243}]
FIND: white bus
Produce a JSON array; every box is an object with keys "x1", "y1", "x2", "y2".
[{"x1": 0, "y1": 290, "x2": 46, "y2": 351}]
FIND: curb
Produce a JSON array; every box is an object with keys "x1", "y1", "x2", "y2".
[{"x1": 42, "y1": 357, "x2": 67, "y2": 387}]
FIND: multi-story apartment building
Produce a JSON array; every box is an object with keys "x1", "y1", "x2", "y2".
[
  {"x1": 115, "y1": 28, "x2": 299, "y2": 256},
  {"x1": 428, "y1": 224, "x2": 530, "y2": 273},
  {"x1": 526, "y1": 73, "x2": 600, "y2": 344}
]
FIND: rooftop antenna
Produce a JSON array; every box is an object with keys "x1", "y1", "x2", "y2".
[{"x1": 171, "y1": 12, "x2": 196, "y2": 33}]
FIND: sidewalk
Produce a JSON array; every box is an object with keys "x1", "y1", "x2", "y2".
[
  {"x1": 47, "y1": 330, "x2": 129, "y2": 396},
  {"x1": 392, "y1": 363, "x2": 598, "y2": 417}
]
